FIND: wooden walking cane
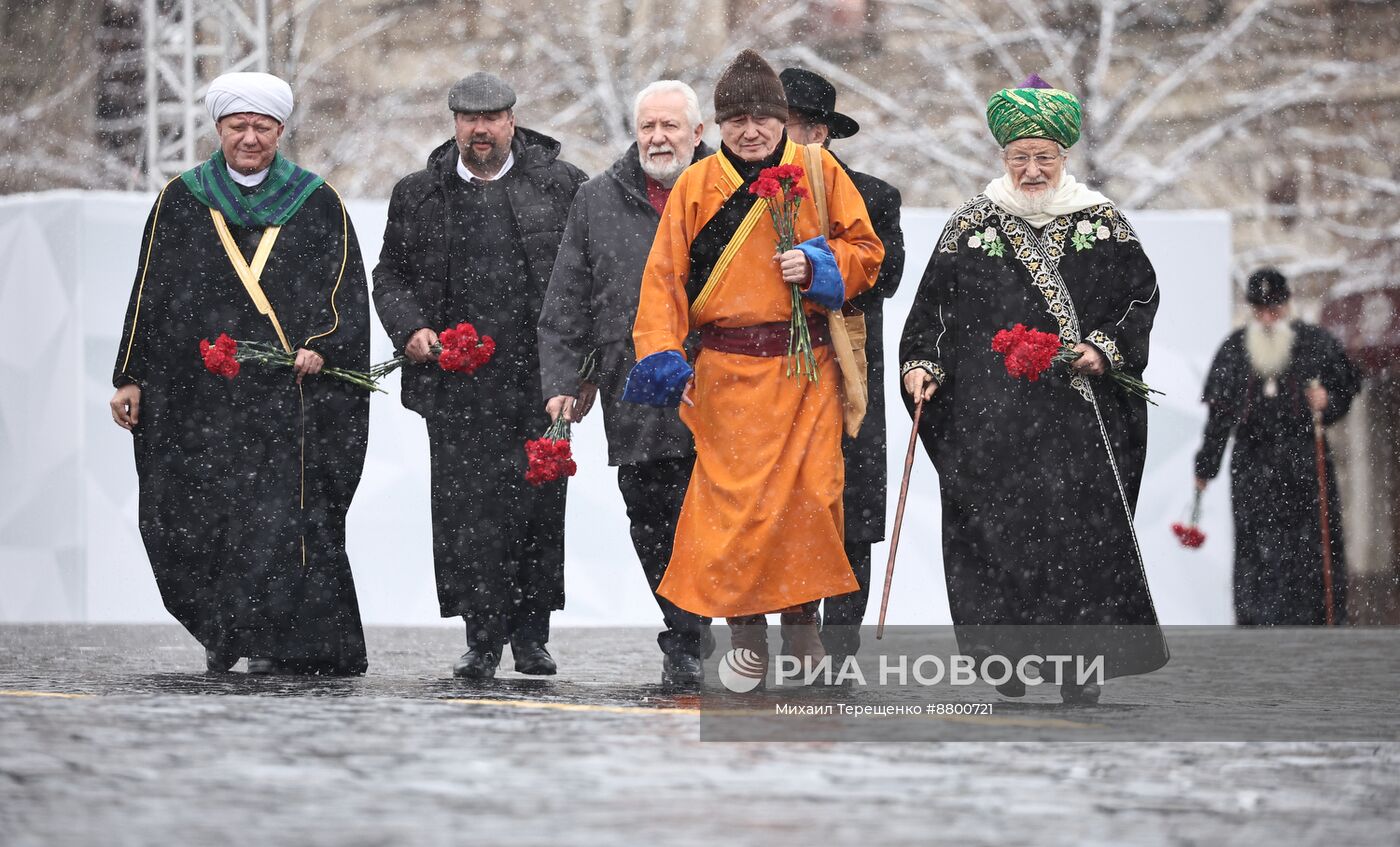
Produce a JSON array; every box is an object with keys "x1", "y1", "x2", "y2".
[
  {"x1": 877, "y1": 395, "x2": 924, "y2": 639},
  {"x1": 1311, "y1": 381, "x2": 1336, "y2": 626}
]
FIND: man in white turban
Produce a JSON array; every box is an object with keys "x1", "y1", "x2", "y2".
[
  {"x1": 205, "y1": 72, "x2": 295, "y2": 125},
  {"x1": 108, "y1": 71, "x2": 374, "y2": 676}
]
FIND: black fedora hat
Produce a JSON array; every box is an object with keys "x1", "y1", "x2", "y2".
[{"x1": 779, "y1": 68, "x2": 860, "y2": 139}]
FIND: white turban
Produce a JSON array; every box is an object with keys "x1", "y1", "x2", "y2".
[{"x1": 205, "y1": 72, "x2": 294, "y2": 124}]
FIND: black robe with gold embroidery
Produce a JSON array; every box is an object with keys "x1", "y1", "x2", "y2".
[
  {"x1": 899, "y1": 196, "x2": 1168, "y2": 680},
  {"x1": 112, "y1": 179, "x2": 370, "y2": 673}
]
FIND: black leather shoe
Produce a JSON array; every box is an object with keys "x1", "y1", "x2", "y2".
[
  {"x1": 1061, "y1": 681, "x2": 1102, "y2": 705},
  {"x1": 662, "y1": 652, "x2": 704, "y2": 686},
  {"x1": 453, "y1": 648, "x2": 500, "y2": 679},
  {"x1": 995, "y1": 677, "x2": 1027, "y2": 698},
  {"x1": 247, "y1": 657, "x2": 278, "y2": 675},
  {"x1": 513, "y1": 644, "x2": 557, "y2": 675},
  {"x1": 206, "y1": 647, "x2": 239, "y2": 673}
]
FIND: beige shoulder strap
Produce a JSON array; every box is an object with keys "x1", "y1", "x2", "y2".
[
  {"x1": 803, "y1": 143, "x2": 830, "y2": 237},
  {"x1": 209, "y1": 208, "x2": 291, "y2": 353}
]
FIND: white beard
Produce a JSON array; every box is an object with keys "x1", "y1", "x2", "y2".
[
  {"x1": 1244, "y1": 319, "x2": 1296, "y2": 381},
  {"x1": 639, "y1": 144, "x2": 688, "y2": 185},
  {"x1": 1010, "y1": 185, "x2": 1055, "y2": 216}
]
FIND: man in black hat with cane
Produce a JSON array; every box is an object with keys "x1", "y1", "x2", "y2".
[
  {"x1": 1194, "y1": 268, "x2": 1362, "y2": 624},
  {"x1": 780, "y1": 67, "x2": 905, "y2": 664}
]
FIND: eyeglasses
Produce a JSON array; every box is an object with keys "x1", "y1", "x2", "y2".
[{"x1": 1004, "y1": 153, "x2": 1063, "y2": 168}]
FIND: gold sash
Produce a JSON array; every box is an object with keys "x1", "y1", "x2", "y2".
[{"x1": 209, "y1": 208, "x2": 291, "y2": 354}]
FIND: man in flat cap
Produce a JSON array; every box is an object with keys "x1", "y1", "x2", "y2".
[
  {"x1": 899, "y1": 75, "x2": 1168, "y2": 703},
  {"x1": 1194, "y1": 268, "x2": 1361, "y2": 624},
  {"x1": 780, "y1": 67, "x2": 905, "y2": 667},
  {"x1": 625, "y1": 50, "x2": 883, "y2": 673},
  {"x1": 109, "y1": 71, "x2": 372, "y2": 675},
  {"x1": 537, "y1": 80, "x2": 715, "y2": 685},
  {"x1": 374, "y1": 72, "x2": 587, "y2": 678}
]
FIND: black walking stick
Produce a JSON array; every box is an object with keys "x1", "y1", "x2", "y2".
[
  {"x1": 1311, "y1": 384, "x2": 1336, "y2": 626},
  {"x1": 877, "y1": 395, "x2": 924, "y2": 639}
]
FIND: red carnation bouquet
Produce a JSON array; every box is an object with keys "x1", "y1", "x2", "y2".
[
  {"x1": 370, "y1": 321, "x2": 496, "y2": 380},
  {"x1": 524, "y1": 416, "x2": 576, "y2": 486},
  {"x1": 199, "y1": 332, "x2": 381, "y2": 391},
  {"x1": 199, "y1": 333, "x2": 241, "y2": 378},
  {"x1": 749, "y1": 163, "x2": 817, "y2": 382},
  {"x1": 1172, "y1": 490, "x2": 1207, "y2": 549},
  {"x1": 990, "y1": 324, "x2": 1161, "y2": 403}
]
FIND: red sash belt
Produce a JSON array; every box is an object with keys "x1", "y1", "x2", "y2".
[{"x1": 699, "y1": 315, "x2": 830, "y2": 358}]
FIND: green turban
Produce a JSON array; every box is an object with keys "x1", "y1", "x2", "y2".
[{"x1": 986, "y1": 85, "x2": 1082, "y2": 148}]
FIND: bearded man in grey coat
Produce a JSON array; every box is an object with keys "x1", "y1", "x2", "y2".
[{"x1": 537, "y1": 80, "x2": 713, "y2": 685}]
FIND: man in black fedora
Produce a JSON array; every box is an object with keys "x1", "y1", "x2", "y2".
[{"x1": 780, "y1": 67, "x2": 905, "y2": 665}]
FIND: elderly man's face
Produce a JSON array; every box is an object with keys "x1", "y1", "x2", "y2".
[
  {"x1": 720, "y1": 114, "x2": 783, "y2": 162},
  {"x1": 636, "y1": 90, "x2": 703, "y2": 186},
  {"x1": 1251, "y1": 304, "x2": 1289, "y2": 328},
  {"x1": 1003, "y1": 137, "x2": 1065, "y2": 195},
  {"x1": 217, "y1": 113, "x2": 284, "y2": 175},
  {"x1": 785, "y1": 111, "x2": 829, "y2": 146},
  {"x1": 455, "y1": 109, "x2": 516, "y2": 177}
]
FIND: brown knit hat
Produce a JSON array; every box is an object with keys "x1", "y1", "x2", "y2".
[{"x1": 713, "y1": 49, "x2": 789, "y2": 123}]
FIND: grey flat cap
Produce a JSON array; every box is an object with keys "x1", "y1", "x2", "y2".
[{"x1": 448, "y1": 72, "x2": 516, "y2": 113}]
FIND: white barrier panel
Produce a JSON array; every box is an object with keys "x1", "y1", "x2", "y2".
[{"x1": 0, "y1": 191, "x2": 1232, "y2": 625}]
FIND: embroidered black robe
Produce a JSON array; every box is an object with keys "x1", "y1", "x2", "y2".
[
  {"x1": 899, "y1": 196, "x2": 1168, "y2": 680},
  {"x1": 112, "y1": 178, "x2": 370, "y2": 673}
]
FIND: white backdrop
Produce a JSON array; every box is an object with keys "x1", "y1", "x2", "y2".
[{"x1": 0, "y1": 191, "x2": 1233, "y2": 626}]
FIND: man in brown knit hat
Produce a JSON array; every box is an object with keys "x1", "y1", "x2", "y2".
[{"x1": 624, "y1": 49, "x2": 884, "y2": 682}]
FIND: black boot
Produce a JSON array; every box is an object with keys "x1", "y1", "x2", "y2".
[
  {"x1": 1060, "y1": 681, "x2": 1102, "y2": 705},
  {"x1": 246, "y1": 657, "x2": 279, "y2": 675},
  {"x1": 453, "y1": 647, "x2": 500, "y2": 679},
  {"x1": 512, "y1": 642, "x2": 557, "y2": 675},
  {"x1": 206, "y1": 647, "x2": 239, "y2": 673},
  {"x1": 662, "y1": 652, "x2": 704, "y2": 686},
  {"x1": 995, "y1": 678, "x2": 1027, "y2": 698}
]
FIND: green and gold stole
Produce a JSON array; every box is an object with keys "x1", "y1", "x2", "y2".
[{"x1": 181, "y1": 150, "x2": 324, "y2": 228}]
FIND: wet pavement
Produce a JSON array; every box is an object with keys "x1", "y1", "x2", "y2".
[{"x1": 2, "y1": 624, "x2": 1398, "y2": 846}]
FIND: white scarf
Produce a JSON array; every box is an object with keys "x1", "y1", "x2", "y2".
[{"x1": 984, "y1": 172, "x2": 1111, "y2": 228}]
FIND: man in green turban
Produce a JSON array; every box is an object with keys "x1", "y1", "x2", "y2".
[{"x1": 898, "y1": 74, "x2": 1168, "y2": 705}]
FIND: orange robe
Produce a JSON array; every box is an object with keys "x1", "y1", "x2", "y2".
[{"x1": 632, "y1": 139, "x2": 884, "y2": 617}]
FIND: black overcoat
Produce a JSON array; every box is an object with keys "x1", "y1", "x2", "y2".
[
  {"x1": 841, "y1": 161, "x2": 905, "y2": 543},
  {"x1": 372, "y1": 128, "x2": 587, "y2": 617},
  {"x1": 536, "y1": 142, "x2": 711, "y2": 467}
]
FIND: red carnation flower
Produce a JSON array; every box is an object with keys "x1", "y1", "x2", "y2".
[
  {"x1": 749, "y1": 177, "x2": 781, "y2": 199},
  {"x1": 991, "y1": 324, "x2": 1064, "y2": 382},
  {"x1": 1171, "y1": 522, "x2": 1206, "y2": 549},
  {"x1": 437, "y1": 321, "x2": 495, "y2": 374},
  {"x1": 790, "y1": 185, "x2": 810, "y2": 201},
  {"x1": 199, "y1": 333, "x2": 241, "y2": 379},
  {"x1": 761, "y1": 163, "x2": 805, "y2": 183},
  {"x1": 524, "y1": 418, "x2": 577, "y2": 485}
]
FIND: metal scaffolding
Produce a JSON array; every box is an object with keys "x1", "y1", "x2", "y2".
[{"x1": 143, "y1": 0, "x2": 269, "y2": 188}]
